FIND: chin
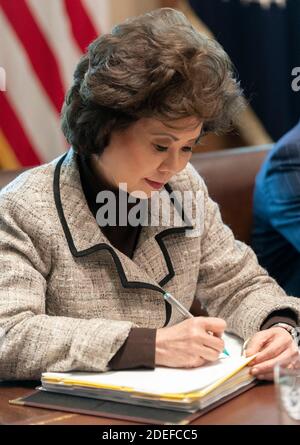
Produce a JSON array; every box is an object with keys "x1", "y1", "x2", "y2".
[{"x1": 129, "y1": 188, "x2": 150, "y2": 199}]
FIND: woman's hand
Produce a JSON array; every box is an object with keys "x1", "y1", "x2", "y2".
[
  {"x1": 245, "y1": 327, "x2": 299, "y2": 381},
  {"x1": 155, "y1": 317, "x2": 226, "y2": 368}
]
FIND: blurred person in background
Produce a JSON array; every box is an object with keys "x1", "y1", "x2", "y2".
[{"x1": 252, "y1": 120, "x2": 300, "y2": 297}]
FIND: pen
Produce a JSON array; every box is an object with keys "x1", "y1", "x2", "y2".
[{"x1": 163, "y1": 292, "x2": 230, "y2": 357}]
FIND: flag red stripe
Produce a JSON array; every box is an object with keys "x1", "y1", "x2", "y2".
[
  {"x1": 64, "y1": 0, "x2": 98, "y2": 53},
  {"x1": 0, "y1": 94, "x2": 42, "y2": 166},
  {"x1": 1, "y1": 0, "x2": 65, "y2": 114}
]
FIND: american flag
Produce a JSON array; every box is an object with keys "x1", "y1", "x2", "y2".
[{"x1": 0, "y1": 0, "x2": 110, "y2": 169}]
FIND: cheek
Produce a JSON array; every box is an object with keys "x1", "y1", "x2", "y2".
[
  {"x1": 129, "y1": 149, "x2": 157, "y2": 175},
  {"x1": 126, "y1": 157, "x2": 149, "y2": 180},
  {"x1": 117, "y1": 152, "x2": 150, "y2": 189}
]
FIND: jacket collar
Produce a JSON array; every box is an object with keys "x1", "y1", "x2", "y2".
[{"x1": 53, "y1": 148, "x2": 194, "y2": 323}]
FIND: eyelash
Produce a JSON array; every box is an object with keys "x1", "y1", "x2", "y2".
[{"x1": 154, "y1": 144, "x2": 193, "y2": 153}]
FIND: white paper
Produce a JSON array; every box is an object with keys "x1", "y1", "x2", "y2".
[{"x1": 43, "y1": 333, "x2": 251, "y2": 396}]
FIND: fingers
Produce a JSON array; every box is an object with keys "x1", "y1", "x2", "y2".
[
  {"x1": 202, "y1": 333, "x2": 225, "y2": 354},
  {"x1": 251, "y1": 336, "x2": 290, "y2": 365},
  {"x1": 202, "y1": 317, "x2": 227, "y2": 336},
  {"x1": 250, "y1": 346, "x2": 299, "y2": 377},
  {"x1": 245, "y1": 330, "x2": 272, "y2": 356},
  {"x1": 246, "y1": 332, "x2": 269, "y2": 356},
  {"x1": 246, "y1": 328, "x2": 299, "y2": 380},
  {"x1": 199, "y1": 344, "x2": 221, "y2": 362},
  {"x1": 254, "y1": 372, "x2": 274, "y2": 381},
  {"x1": 187, "y1": 317, "x2": 226, "y2": 363},
  {"x1": 196, "y1": 317, "x2": 226, "y2": 353}
]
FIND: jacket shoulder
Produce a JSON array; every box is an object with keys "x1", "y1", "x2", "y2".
[
  {"x1": 0, "y1": 157, "x2": 61, "y2": 210},
  {"x1": 265, "y1": 121, "x2": 300, "y2": 168}
]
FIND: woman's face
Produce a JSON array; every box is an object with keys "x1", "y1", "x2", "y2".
[{"x1": 91, "y1": 116, "x2": 203, "y2": 198}]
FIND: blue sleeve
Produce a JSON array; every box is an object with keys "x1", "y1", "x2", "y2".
[{"x1": 264, "y1": 142, "x2": 300, "y2": 252}]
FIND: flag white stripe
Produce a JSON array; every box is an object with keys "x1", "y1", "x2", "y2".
[
  {"x1": 27, "y1": 0, "x2": 82, "y2": 91},
  {"x1": 83, "y1": 0, "x2": 111, "y2": 33},
  {"x1": 0, "y1": 10, "x2": 66, "y2": 162}
]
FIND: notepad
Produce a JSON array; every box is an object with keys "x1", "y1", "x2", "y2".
[{"x1": 40, "y1": 333, "x2": 256, "y2": 413}]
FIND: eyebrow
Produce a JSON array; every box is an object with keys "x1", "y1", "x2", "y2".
[{"x1": 150, "y1": 132, "x2": 200, "y2": 144}]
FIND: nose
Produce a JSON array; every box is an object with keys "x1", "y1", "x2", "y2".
[{"x1": 158, "y1": 152, "x2": 183, "y2": 175}]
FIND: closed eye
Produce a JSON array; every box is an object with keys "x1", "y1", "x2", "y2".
[{"x1": 154, "y1": 144, "x2": 193, "y2": 153}]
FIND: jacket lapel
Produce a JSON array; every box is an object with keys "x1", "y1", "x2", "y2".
[
  {"x1": 53, "y1": 148, "x2": 194, "y2": 299},
  {"x1": 132, "y1": 185, "x2": 194, "y2": 286}
]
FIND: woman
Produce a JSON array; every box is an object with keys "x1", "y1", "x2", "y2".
[{"x1": 0, "y1": 8, "x2": 299, "y2": 381}]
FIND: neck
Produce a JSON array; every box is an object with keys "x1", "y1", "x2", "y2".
[{"x1": 90, "y1": 154, "x2": 120, "y2": 193}]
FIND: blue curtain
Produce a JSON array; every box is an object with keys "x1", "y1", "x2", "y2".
[{"x1": 188, "y1": 0, "x2": 300, "y2": 140}]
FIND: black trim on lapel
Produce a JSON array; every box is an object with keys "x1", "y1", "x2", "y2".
[
  {"x1": 156, "y1": 183, "x2": 194, "y2": 288},
  {"x1": 53, "y1": 152, "x2": 194, "y2": 327}
]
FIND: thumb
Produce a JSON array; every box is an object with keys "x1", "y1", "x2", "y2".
[{"x1": 245, "y1": 331, "x2": 270, "y2": 357}]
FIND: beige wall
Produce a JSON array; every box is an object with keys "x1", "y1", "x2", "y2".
[{"x1": 109, "y1": 0, "x2": 161, "y2": 26}]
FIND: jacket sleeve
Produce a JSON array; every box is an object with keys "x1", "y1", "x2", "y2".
[
  {"x1": 0, "y1": 198, "x2": 135, "y2": 380},
  {"x1": 260, "y1": 309, "x2": 298, "y2": 330},
  {"x1": 187, "y1": 164, "x2": 300, "y2": 341}
]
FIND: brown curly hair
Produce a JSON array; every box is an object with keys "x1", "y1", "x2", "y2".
[{"x1": 61, "y1": 7, "x2": 244, "y2": 157}]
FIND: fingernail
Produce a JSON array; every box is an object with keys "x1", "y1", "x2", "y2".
[{"x1": 251, "y1": 367, "x2": 258, "y2": 375}]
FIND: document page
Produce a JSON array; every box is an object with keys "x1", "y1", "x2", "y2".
[{"x1": 43, "y1": 333, "x2": 252, "y2": 396}]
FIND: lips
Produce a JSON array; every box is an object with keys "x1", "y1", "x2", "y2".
[{"x1": 145, "y1": 178, "x2": 165, "y2": 190}]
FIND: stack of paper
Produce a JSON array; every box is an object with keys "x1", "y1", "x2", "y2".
[{"x1": 40, "y1": 333, "x2": 256, "y2": 413}]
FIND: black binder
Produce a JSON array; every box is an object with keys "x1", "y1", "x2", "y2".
[{"x1": 9, "y1": 381, "x2": 257, "y2": 425}]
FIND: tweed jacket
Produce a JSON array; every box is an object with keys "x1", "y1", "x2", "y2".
[{"x1": 0, "y1": 148, "x2": 299, "y2": 380}]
